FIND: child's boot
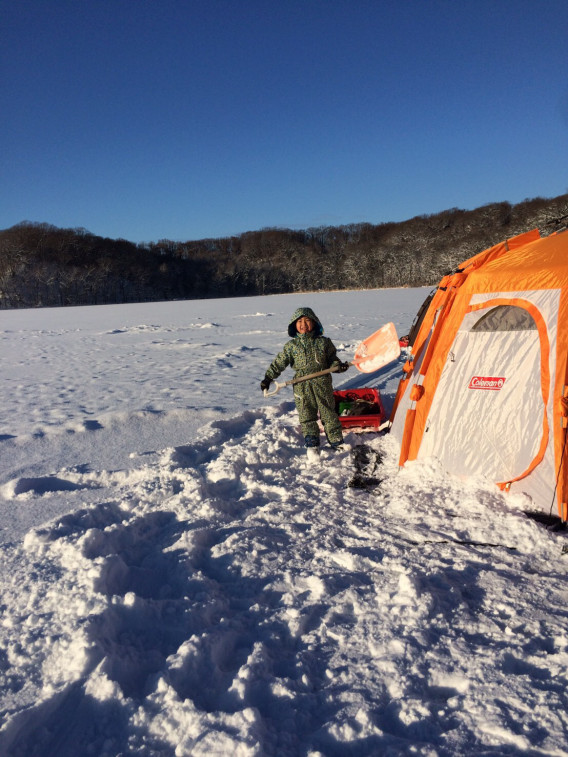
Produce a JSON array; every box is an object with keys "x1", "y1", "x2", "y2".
[
  {"x1": 329, "y1": 435, "x2": 345, "y2": 451},
  {"x1": 306, "y1": 447, "x2": 321, "y2": 464},
  {"x1": 304, "y1": 434, "x2": 320, "y2": 465}
]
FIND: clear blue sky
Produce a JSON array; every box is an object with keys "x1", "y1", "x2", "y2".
[{"x1": 2, "y1": 0, "x2": 567, "y2": 244}]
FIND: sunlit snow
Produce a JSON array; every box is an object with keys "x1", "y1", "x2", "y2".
[{"x1": 1, "y1": 288, "x2": 567, "y2": 756}]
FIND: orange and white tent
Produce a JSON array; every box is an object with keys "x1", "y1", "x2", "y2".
[{"x1": 390, "y1": 228, "x2": 568, "y2": 520}]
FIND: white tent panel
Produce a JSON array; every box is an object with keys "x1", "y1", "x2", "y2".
[{"x1": 418, "y1": 329, "x2": 543, "y2": 483}]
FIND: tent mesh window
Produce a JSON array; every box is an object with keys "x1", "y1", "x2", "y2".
[{"x1": 471, "y1": 305, "x2": 537, "y2": 332}]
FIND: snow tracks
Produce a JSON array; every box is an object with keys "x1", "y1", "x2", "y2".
[{"x1": 2, "y1": 406, "x2": 568, "y2": 755}]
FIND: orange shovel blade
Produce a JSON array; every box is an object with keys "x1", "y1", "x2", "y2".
[{"x1": 353, "y1": 322, "x2": 401, "y2": 373}]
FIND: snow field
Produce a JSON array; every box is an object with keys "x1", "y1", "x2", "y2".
[{"x1": 1, "y1": 290, "x2": 568, "y2": 755}]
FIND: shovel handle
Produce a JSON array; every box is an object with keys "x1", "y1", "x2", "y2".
[
  {"x1": 263, "y1": 364, "x2": 346, "y2": 398},
  {"x1": 263, "y1": 381, "x2": 288, "y2": 397}
]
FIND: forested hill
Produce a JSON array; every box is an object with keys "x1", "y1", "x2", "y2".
[{"x1": 1, "y1": 194, "x2": 567, "y2": 309}]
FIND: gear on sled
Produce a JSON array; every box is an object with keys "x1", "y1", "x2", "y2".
[{"x1": 334, "y1": 388, "x2": 386, "y2": 431}]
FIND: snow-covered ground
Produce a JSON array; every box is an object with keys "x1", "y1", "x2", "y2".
[{"x1": 1, "y1": 288, "x2": 568, "y2": 756}]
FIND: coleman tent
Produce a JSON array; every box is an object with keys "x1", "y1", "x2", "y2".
[{"x1": 390, "y1": 228, "x2": 568, "y2": 520}]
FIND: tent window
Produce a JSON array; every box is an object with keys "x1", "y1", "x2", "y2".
[{"x1": 471, "y1": 305, "x2": 537, "y2": 332}]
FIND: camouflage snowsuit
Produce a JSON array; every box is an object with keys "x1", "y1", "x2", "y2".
[{"x1": 265, "y1": 307, "x2": 344, "y2": 446}]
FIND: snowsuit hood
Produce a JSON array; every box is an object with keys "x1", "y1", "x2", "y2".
[{"x1": 288, "y1": 307, "x2": 324, "y2": 337}]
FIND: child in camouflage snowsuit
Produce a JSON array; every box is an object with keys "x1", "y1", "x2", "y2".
[{"x1": 260, "y1": 307, "x2": 348, "y2": 450}]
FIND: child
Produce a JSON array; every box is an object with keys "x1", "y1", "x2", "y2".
[{"x1": 260, "y1": 307, "x2": 349, "y2": 457}]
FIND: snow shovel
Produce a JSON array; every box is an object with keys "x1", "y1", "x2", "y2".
[{"x1": 263, "y1": 322, "x2": 401, "y2": 397}]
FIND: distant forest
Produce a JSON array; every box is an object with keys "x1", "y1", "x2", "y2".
[{"x1": 1, "y1": 194, "x2": 567, "y2": 309}]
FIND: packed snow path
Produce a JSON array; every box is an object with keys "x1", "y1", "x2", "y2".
[{"x1": 2, "y1": 402, "x2": 568, "y2": 755}]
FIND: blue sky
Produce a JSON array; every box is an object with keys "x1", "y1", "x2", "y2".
[{"x1": 2, "y1": 0, "x2": 567, "y2": 244}]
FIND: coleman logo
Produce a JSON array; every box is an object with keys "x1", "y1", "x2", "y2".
[{"x1": 469, "y1": 376, "x2": 506, "y2": 390}]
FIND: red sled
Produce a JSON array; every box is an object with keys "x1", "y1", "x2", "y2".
[{"x1": 334, "y1": 388, "x2": 386, "y2": 431}]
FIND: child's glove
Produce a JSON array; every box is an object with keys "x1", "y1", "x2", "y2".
[
  {"x1": 260, "y1": 377, "x2": 271, "y2": 392},
  {"x1": 336, "y1": 362, "x2": 350, "y2": 373}
]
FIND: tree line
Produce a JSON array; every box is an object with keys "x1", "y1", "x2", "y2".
[{"x1": 1, "y1": 194, "x2": 567, "y2": 309}]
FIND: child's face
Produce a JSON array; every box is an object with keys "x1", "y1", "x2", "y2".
[{"x1": 296, "y1": 317, "x2": 315, "y2": 334}]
